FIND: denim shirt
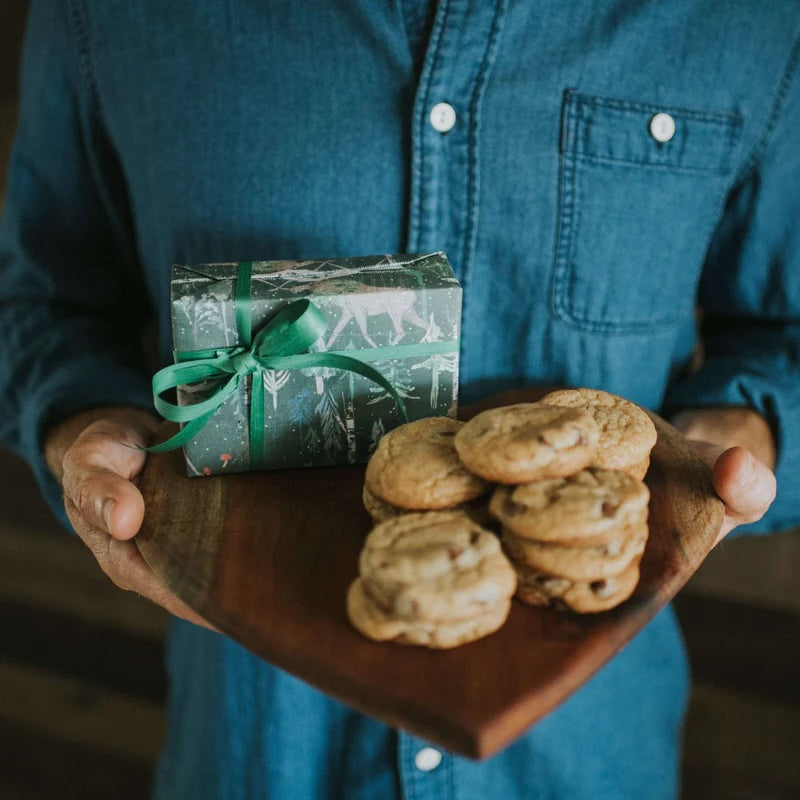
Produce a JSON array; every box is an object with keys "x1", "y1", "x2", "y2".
[{"x1": 2, "y1": 2, "x2": 800, "y2": 798}]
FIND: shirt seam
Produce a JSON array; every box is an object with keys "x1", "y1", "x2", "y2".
[
  {"x1": 570, "y1": 151, "x2": 734, "y2": 178},
  {"x1": 734, "y1": 25, "x2": 800, "y2": 184},
  {"x1": 393, "y1": 0, "x2": 416, "y2": 71},
  {"x1": 64, "y1": 0, "x2": 145, "y2": 288},
  {"x1": 64, "y1": 0, "x2": 101, "y2": 116},
  {"x1": 569, "y1": 89, "x2": 743, "y2": 126},
  {"x1": 408, "y1": 0, "x2": 451, "y2": 251},
  {"x1": 460, "y1": 0, "x2": 508, "y2": 291}
]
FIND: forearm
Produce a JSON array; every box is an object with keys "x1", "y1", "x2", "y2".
[{"x1": 671, "y1": 406, "x2": 776, "y2": 469}]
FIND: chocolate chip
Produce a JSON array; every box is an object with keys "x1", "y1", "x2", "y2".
[
  {"x1": 601, "y1": 501, "x2": 618, "y2": 517},
  {"x1": 504, "y1": 498, "x2": 520, "y2": 516},
  {"x1": 590, "y1": 579, "x2": 617, "y2": 599}
]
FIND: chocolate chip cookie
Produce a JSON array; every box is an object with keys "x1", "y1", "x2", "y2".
[
  {"x1": 489, "y1": 468, "x2": 650, "y2": 544},
  {"x1": 365, "y1": 417, "x2": 490, "y2": 510},
  {"x1": 541, "y1": 388, "x2": 656, "y2": 479},
  {"x1": 513, "y1": 560, "x2": 642, "y2": 613},
  {"x1": 347, "y1": 511, "x2": 516, "y2": 648},
  {"x1": 454, "y1": 403, "x2": 600, "y2": 484}
]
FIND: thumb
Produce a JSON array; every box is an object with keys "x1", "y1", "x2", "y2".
[
  {"x1": 61, "y1": 419, "x2": 153, "y2": 540},
  {"x1": 711, "y1": 445, "x2": 777, "y2": 523}
]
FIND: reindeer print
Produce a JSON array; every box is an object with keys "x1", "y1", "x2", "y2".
[{"x1": 325, "y1": 288, "x2": 431, "y2": 349}]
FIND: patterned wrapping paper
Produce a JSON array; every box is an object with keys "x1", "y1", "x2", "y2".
[{"x1": 170, "y1": 253, "x2": 462, "y2": 475}]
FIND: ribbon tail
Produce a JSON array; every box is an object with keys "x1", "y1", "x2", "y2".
[
  {"x1": 249, "y1": 373, "x2": 266, "y2": 470},
  {"x1": 152, "y1": 360, "x2": 242, "y2": 422},
  {"x1": 143, "y1": 409, "x2": 218, "y2": 454},
  {"x1": 145, "y1": 360, "x2": 243, "y2": 454}
]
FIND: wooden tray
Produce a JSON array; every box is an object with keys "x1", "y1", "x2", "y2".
[{"x1": 136, "y1": 392, "x2": 724, "y2": 758}]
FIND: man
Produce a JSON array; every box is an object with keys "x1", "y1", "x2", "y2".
[{"x1": 1, "y1": 2, "x2": 796, "y2": 798}]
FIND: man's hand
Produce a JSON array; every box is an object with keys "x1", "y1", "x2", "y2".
[
  {"x1": 672, "y1": 407, "x2": 777, "y2": 543},
  {"x1": 45, "y1": 406, "x2": 216, "y2": 630}
]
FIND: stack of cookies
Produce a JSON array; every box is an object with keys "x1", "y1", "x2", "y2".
[
  {"x1": 347, "y1": 389, "x2": 657, "y2": 648},
  {"x1": 347, "y1": 511, "x2": 517, "y2": 649},
  {"x1": 457, "y1": 389, "x2": 656, "y2": 613},
  {"x1": 489, "y1": 469, "x2": 650, "y2": 612}
]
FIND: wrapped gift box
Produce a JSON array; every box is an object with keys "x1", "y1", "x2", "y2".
[{"x1": 167, "y1": 253, "x2": 462, "y2": 475}]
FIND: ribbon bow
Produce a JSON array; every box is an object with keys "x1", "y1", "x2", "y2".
[{"x1": 148, "y1": 263, "x2": 409, "y2": 469}]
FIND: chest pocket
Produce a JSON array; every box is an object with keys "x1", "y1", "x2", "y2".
[{"x1": 551, "y1": 90, "x2": 742, "y2": 334}]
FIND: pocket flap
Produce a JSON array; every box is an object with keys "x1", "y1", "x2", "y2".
[{"x1": 561, "y1": 90, "x2": 741, "y2": 174}]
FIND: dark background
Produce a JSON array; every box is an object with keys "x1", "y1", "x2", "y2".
[{"x1": 0, "y1": 3, "x2": 798, "y2": 798}]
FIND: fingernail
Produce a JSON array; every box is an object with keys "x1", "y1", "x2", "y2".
[{"x1": 102, "y1": 498, "x2": 115, "y2": 531}]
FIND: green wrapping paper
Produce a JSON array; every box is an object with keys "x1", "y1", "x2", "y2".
[{"x1": 168, "y1": 253, "x2": 462, "y2": 475}]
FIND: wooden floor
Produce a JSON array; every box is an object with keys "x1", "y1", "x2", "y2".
[{"x1": 1, "y1": 451, "x2": 799, "y2": 799}]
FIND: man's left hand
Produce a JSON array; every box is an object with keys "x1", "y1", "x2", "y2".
[{"x1": 672, "y1": 407, "x2": 777, "y2": 543}]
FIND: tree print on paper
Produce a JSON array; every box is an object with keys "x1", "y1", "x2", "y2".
[
  {"x1": 173, "y1": 283, "x2": 234, "y2": 349},
  {"x1": 369, "y1": 417, "x2": 386, "y2": 453},
  {"x1": 366, "y1": 361, "x2": 419, "y2": 408},
  {"x1": 343, "y1": 388, "x2": 357, "y2": 463},
  {"x1": 288, "y1": 387, "x2": 314, "y2": 440},
  {"x1": 262, "y1": 369, "x2": 290, "y2": 410},
  {"x1": 314, "y1": 389, "x2": 347, "y2": 461},
  {"x1": 411, "y1": 352, "x2": 459, "y2": 409},
  {"x1": 406, "y1": 311, "x2": 455, "y2": 408},
  {"x1": 288, "y1": 387, "x2": 323, "y2": 462},
  {"x1": 344, "y1": 372, "x2": 359, "y2": 463}
]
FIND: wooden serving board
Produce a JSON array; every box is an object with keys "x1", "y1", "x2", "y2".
[{"x1": 136, "y1": 391, "x2": 724, "y2": 758}]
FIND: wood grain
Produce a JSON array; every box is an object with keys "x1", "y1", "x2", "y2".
[{"x1": 136, "y1": 394, "x2": 724, "y2": 758}]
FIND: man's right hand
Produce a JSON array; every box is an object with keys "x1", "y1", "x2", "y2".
[{"x1": 45, "y1": 406, "x2": 216, "y2": 630}]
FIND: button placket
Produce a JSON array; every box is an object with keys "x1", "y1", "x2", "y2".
[
  {"x1": 406, "y1": 0, "x2": 508, "y2": 298},
  {"x1": 398, "y1": 731, "x2": 453, "y2": 799}
]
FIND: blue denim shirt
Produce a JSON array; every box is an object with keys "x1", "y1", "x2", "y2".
[{"x1": 2, "y1": 2, "x2": 799, "y2": 798}]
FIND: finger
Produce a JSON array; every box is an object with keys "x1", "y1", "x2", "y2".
[
  {"x1": 66, "y1": 494, "x2": 218, "y2": 632},
  {"x1": 62, "y1": 421, "x2": 151, "y2": 540},
  {"x1": 712, "y1": 446, "x2": 777, "y2": 524},
  {"x1": 105, "y1": 537, "x2": 219, "y2": 631},
  {"x1": 121, "y1": 545, "x2": 219, "y2": 631},
  {"x1": 684, "y1": 439, "x2": 777, "y2": 542}
]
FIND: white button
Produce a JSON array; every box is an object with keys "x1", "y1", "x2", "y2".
[
  {"x1": 649, "y1": 112, "x2": 676, "y2": 143},
  {"x1": 414, "y1": 747, "x2": 443, "y2": 772},
  {"x1": 430, "y1": 102, "x2": 456, "y2": 133}
]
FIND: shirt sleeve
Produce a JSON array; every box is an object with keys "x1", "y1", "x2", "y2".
[
  {"x1": 663, "y1": 42, "x2": 800, "y2": 533},
  {"x1": 0, "y1": 0, "x2": 154, "y2": 517}
]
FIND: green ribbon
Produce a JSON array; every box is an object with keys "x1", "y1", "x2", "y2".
[{"x1": 148, "y1": 261, "x2": 455, "y2": 469}]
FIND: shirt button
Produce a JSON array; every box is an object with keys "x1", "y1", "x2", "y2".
[
  {"x1": 649, "y1": 112, "x2": 676, "y2": 143},
  {"x1": 430, "y1": 102, "x2": 456, "y2": 133},
  {"x1": 414, "y1": 746, "x2": 443, "y2": 772}
]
